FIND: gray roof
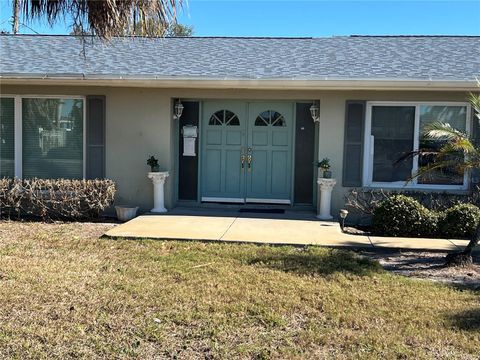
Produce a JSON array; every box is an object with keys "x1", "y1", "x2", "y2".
[{"x1": 0, "y1": 35, "x2": 479, "y2": 81}]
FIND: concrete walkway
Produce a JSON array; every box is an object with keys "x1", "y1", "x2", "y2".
[{"x1": 104, "y1": 214, "x2": 471, "y2": 252}]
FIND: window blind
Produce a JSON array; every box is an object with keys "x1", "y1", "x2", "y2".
[{"x1": 22, "y1": 98, "x2": 84, "y2": 179}]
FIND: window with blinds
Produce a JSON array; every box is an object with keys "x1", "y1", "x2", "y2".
[
  {"x1": 371, "y1": 106, "x2": 415, "y2": 183},
  {"x1": 0, "y1": 98, "x2": 15, "y2": 178},
  {"x1": 22, "y1": 98, "x2": 84, "y2": 179}
]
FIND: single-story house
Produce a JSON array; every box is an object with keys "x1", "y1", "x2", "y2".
[{"x1": 0, "y1": 35, "x2": 479, "y2": 217}]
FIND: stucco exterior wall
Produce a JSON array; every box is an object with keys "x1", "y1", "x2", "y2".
[{"x1": 1, "y1": 84, "x2": 470, "y2": 216}]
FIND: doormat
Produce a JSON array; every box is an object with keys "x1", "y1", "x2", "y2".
[{"x1": 239, "y1": 208, "x2": 285, "y2": 214}]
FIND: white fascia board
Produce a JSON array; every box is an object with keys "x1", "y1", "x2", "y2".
[{"x1": 0, "y1": 75, "x2": 478, "y2": 91}]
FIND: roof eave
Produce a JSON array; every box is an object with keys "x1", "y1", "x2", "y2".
[{"x1": 0, "y1": 75, "x2": 478, "y2": 91}]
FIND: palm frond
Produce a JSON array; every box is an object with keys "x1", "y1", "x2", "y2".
[
  {"x1": 395, "y1": 148, "x2": 438, "y2": 165},
  {"x1": 423, "y1": 121, "x2": 469, "y2": 141},
  {"x1": 21, "y1": 0, "x2": 183, "y2": 38},
  {"x1": 463, "y1": 157, "x2": 480, "y2": 170},
  {"x1": 438, "y1": 138, "x2": 475, "y2": 155},
  {"x1": 413, "y1": 159, "x2": 466, "y2": 181},
  {"x1": 469, "y1": 91, "x2": 480, "y2": 121}
]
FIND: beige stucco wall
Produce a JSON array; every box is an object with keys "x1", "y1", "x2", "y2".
[{"x1": 1, "y1": 84, "x2": 470, "y2": 216}]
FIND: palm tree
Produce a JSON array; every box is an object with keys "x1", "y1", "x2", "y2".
[
  {"x1": 17, "y1": 0, "x2": 183, "y2": 38},
  {"x1": 411, "y1": 90, "x2": 480, "y2": 266},
  {"x1": 12, "y1": 0, "x2": 20, "y2": 34}
]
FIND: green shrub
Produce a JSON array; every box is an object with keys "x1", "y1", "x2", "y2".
[
  {"x1": 373, "y1": 195, "x2": 437, "y2": 237},
  {"x1": 438, "y1": 203, "x2": 480, "y2": 238}
]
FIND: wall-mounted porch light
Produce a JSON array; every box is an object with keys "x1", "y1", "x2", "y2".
[
  {"x1": 309, "y1": 101, "x2": 320, "y2": 123},
  {"x1": 174, "y1": 99, "x2": 184, "y2": 120}
]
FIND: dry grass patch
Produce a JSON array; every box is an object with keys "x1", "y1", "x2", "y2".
[{"x1": 0, "y1": 221, "x2": 479, "y2": 359}]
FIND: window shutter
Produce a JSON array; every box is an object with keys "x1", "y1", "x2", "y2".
[
  {"x1": 342, "y1": 100, "x2": 366, "y2": 187},
  {"x1": 86, "y1": 95, "x2": 106, "y2": 179},
  {"x1": 0, "y1": 98, "x2": 15, "y2": 178}
]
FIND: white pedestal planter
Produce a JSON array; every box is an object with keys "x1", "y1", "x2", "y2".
[
  {"x1": 147, "y1": 171, "x2": 169, "y2": 213},
  {"x1": 316, "y1": 178, "x2": 337, "y2": 220}
]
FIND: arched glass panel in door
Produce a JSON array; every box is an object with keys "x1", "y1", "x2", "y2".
[
  {"x1": 209, "y1": 109, "x2": 240, "y2": 126},
  {"x1": 254, "y1": 110, "x2": 286, "y2": 127}
]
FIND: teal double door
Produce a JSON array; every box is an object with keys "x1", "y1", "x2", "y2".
[{"x1": 201, "y1": 101, "x2": 294, "y2": 204}]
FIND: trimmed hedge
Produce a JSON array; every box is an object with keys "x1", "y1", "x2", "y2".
[
  {"x1": 373, "y1": 195, "x2": 480, "y2": 239},
  {"x1": 372, "y1": 195, "x2": 437, "y2": 237},
  {"x1": 0, "y1": 178, "x2": 116, "y2": 221},
  {"x1": 438, "y1": 203, "x2": 480, "y2": 238}
]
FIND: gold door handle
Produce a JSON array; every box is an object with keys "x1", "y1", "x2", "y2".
[
  {"x1": 247, "y1": 154, "x2": 252, "y2": 171},
  {"x1": 241, "y1": 154, "x2": 245, "y2": 169}
]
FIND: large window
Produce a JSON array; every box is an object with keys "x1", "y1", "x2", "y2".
[
  {"x1": 0, "y1": 96, "x2": 85, "y2": 179},
  {"x1": 364, "y1": 102, "x2": 470, "y2": 190}
]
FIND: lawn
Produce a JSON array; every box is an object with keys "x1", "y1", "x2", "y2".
[{"x1": 0, "y1": 222, "x2": 479, "y2": 359}]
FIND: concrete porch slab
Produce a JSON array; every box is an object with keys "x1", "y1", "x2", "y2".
[
  {"x1": 104, "y1": 214, "x2": 371, "y2": 246},
  {"x1": 105, "y1": 215, "x2": 236, "y2": 240},
  {"x1": 220, "y1": 217, "x2": 372, "y2": 247},
  {"x1": 104, "y1": 214, "x2": 473, "y2": 252}
]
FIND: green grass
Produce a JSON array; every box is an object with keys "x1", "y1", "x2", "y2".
[{"x1": 0, "y1": 221, "x2": 479, "y2": 359}]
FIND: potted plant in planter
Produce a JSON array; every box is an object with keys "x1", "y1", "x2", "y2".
[
  {"x1": 318, "y1": 158, "x2": 332, "y2": 178},
  {"x1": 147, "y1": 156, "x2": 160, "y2": 172}
]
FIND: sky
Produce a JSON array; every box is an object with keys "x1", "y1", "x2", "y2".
[{"x1": 0, "y1": 0, "x2": 479, "y2": 37}]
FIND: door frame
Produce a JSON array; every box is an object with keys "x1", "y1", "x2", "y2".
[{"x1": 174, "y1": 99, "x2": 317, "y2": 207}]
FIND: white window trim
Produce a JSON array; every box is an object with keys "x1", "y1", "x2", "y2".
[
  {"x1": 0, "y1": 94, "x2": 87, "y2": 179},
  {"x1": 363, "y1": 101, "x2": 471, "y2": 191}
]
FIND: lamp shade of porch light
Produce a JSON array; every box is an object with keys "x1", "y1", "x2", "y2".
[
  {"x1": 309, "y1": 102, "x2": 320, "y2": 123},
  {"x1": 174, "y1": 100, "x2": 184, "y2": 119}
]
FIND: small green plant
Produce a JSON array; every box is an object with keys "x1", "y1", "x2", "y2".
[
  {"x1": 147, "y1": 156, "x2": 159, "y2": 171},
  {"x1": 318, "y1": 158, "x2": 330, "y2": 170},
  {"x1": 438, "y1": 203, "x2": 480, "y2": 238},
  {"x1": 373, "y1": 195, "x2": 437, "y2": 237}
]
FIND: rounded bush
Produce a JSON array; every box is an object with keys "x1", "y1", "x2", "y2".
[
  {"x1": 373, "y1": 195, "x2": 437, "y2": 237},
  {"x1": 438, "y1": 203, "x2": 480, "y2": 238}
]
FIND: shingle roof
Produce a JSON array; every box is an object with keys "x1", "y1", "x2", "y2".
[{"x1": 0, "y1": 35, "x2": 479, "y2": 81}]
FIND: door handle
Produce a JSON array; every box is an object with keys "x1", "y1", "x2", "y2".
[
  {"x1": 241, "y1": 154, "x2": 246, "y2": 170},
  {"x1": 247, "y1": 154, "x2": 252, "y2": 171}
]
